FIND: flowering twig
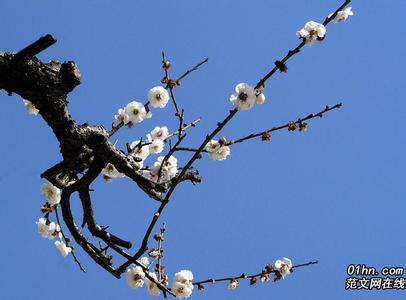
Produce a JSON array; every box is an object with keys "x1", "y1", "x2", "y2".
[
  {"x1": 256, "y1": 0, "x2": 352, "y2": 90},
  {"x1": 155, "y1": 223, "x2": 166, "y2": 282},
  {"x1": 115, "y1": 0, "x2": 353, "y2": 286},
  {"x1": 193, "y1": 260, "x2": 319, "y2": 287},
  {"x1": 323, "y1": 0, "x2": 352, "y2": 25},
  {"x1": 227, "y1": 103, "x2": 342, "y2": 145},
  {"x1": 174, "y1": 103, "x2": 342, "y2": 152},
  {"x1": 2, "y1": 0, "x2": 353, "y2": 297}
]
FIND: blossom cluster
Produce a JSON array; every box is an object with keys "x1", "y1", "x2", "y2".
[
  {"x1": 101, "y1": 125, "x2": 177, "y2": 183},
  {"x1": 113, "y1": 86, "x2": 169, "y2": 127},
  {"x1": 127, "y1": 263, "x2": 194, "y2": 299},
  {"x1": 227, "y1": 257, "x2": 293, "y2": 291},
  {"x1": 37, "y1": 182, "x2": 72, "y2": 257},
  {"x1": 144, "y1": 155, "x2": 178, "y2": 182}
]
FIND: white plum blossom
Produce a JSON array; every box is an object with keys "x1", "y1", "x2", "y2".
[
  {"x1": 41, "y1": 182, "x2": 61, "y2": 207},
  {"x1": 147, "y1": 155, "x2": 178, "y2": 182},
  {"x1": 148, "y1": 86, "x2": 170, "y2": 108},
  {"x1": 205, "y1": 140, "x2": 221, "y2": 153},
  {"x1": 23, "y1": 99, "x2": 39, "y2": 115},
  {"x1": 149, "y1": 126, "x2": 169, "y2": 141},
  {"x1": 102, "y1": 163, "x2": 125, "y2": 180},
  {"x1": 209, "y1": 145, "x2": 230, "y2": 161},
  {"x1": 130, "y1": 140, "x2": 150, "y2": 161},
  {"x1": 149, "y1": 249, "x2": 160, "y2": 259},
  {"x1": 174, "y1": 270, "x2": 194, "y2": 283},
  {"x1": 139, "y1": 256, "x2": 151, "y2": 268},
  {"x1": 144, "y1": 272, "x2": 161, "y2": 296},
  {"x1": 329, "y1": 7, "x2": 354, "y2": 23},
  {"x1": 114, "y1": 107, "x2": 130, "y2": 126},
  {"x1": 126, "y1": 101, "x2": 148, "y2": 124},
  {"x1": 37, "y1": 218, "x2": 51, "y2": 238},
  {"x1": 54, "y1": 240, "x2": 72, "y2": 257},
  {"x1": 36, "y1": 218, "x2": 61, "y2": 240},
  {"x1": 148, "y1": 139, "x2": 165, "y2": 154},
  {"x1": 172, "y1": 282, "x2": 193, "y2": 299},
  {"x1": 274, "y1": 257, "x2": 293, "y2": 279},
  {"x1": 172, "y1": 270, "x2": 194, "y2": 299},
  {"x1": 227, "y1": 279, "x2": 239, "y2": 290},
  {"x1": 127, "y1": 266, "x2": 145, "y2": 289},
  {"x1": 256, "y1": 93, "x2": 266, "y2": 105},
  {"x1": 205, "y1": 140, "x2": 230, "y2": 161},
  {"x1": 296, "y1": 21, "x2": 326, "y2": 45},
  {"x1": 149, "y1": 155, "x2": 178, "y2": 182},
  {"x1": 230, "y1": 83, "x2": 256, "y2": 111}
]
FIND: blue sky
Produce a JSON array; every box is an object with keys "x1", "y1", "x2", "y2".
[{"x1": 1, "y1": 0, "x2": 405, "y2": 299}]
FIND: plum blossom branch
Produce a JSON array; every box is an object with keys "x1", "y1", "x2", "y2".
[
  {"x1": 227, "y1": 103, "x2": 342, "y2": 145},
  {"x1": 0, "y1": 0, "x2": 354, "y2": 298},
  {"x1": 116, "y1": 0, "x2": 353, "y2": 287},
  {"x1": 193, "y1": 260, "x2": 319, "y2": 287},
  {"x1": 256, "y1": 0, "x2": 352, "y2": 90},
  {"x1": 174, "y1": 102, "x2": 342, "y2": 153},
  {"x1": 155, "y1": 223, "x2": 166, "y2": 283}
]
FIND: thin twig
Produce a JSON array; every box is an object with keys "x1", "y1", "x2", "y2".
[
  {"x1": 156, "y1": 223, "x2": 166, "y2": 282},
  {"x1": 54, "y1": 206, "x2": 86, "y2": 273},
  {"x1": 176, "y1": 58, "x2": 209, "y2": 82},
  {"x1": 165, "y1": 118, "x2": 202, "y2": 140},
  {"x1": 228, "y1": 103, "x2": 342, "y2": 145}
]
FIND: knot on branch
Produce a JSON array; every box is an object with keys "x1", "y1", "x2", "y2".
[{"x1": 60, "y1": 61, "x2": 81, "y2": 92}]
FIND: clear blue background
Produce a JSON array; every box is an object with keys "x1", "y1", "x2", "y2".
[{"x1": 0, "y1": 1, "x2": 405, "y2": 299}]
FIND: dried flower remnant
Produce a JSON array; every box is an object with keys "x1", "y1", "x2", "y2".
[
  {"x1": 288, "y1": 121, "x2": 298, "y2": 131},
  {"x1": 299, "y1": 122, "x2": 308, "y2": 132},
  {"x1": 261, "y1": 132, "x2": 271, "y2": 141}
]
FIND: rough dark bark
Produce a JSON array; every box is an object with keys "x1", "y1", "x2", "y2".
[{"x1": 0, "y1": 36, "x2": 171, "y2": 282}]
